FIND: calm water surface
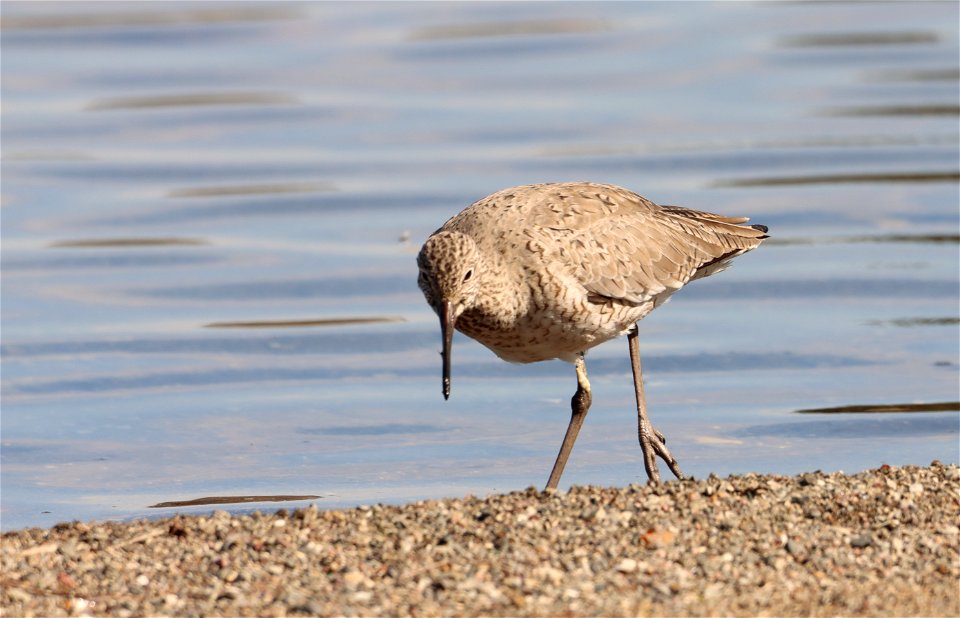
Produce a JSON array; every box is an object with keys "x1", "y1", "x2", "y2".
[{"x1": 2, "y1": 1, "x2": 958, "y2": 530}]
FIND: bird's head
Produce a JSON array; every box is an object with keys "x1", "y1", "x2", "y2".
[{"x1": 417, "y1": 230, "x2": 484, "y2": 400}]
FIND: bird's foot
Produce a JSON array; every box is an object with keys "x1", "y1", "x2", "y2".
[{"x1": 639, "y1": 419, "x2": 684, "y2": 484}]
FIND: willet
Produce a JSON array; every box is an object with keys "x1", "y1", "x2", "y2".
[{"x1": 417, "y1": 182, "x2": 768, "y2": 489}]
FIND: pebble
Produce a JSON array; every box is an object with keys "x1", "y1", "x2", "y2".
[
  {"x1": 850, "y1": 534, "x2": 874, "y2": 548},
  {"x1": 2, "y1": 463, "x2": 958, "y2": 616},
  {"x1": 615, "y1": 558, "x2": 638, "y2": 573}
]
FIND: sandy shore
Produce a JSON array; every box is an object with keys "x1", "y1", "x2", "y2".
[{"x1": 3, "y1": 463, "x2": 958, "y2": 617}]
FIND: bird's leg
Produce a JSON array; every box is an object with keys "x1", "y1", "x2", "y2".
[
  {"x1": 545, "y1": 353, "x2": 592, "y2": 491},
  {"x1": 629, "y1": 326, "x2": 684, "y2": 483}
]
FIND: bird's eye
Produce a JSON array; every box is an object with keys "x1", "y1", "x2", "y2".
[{"x1": 463, "y1": 269, "x2": 472, "y2": 282}]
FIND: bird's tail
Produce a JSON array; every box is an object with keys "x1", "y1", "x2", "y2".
[{"x1": 659, "y1": 207, "x2": 770, "y2": 282}]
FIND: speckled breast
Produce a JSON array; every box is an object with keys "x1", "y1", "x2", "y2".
[{"x1": 456, "y1": 295, "x2": 652, "y2": 364}]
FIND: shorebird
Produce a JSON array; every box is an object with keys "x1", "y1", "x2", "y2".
[{"x1": 417, "y1": 182, "x2": 767, "y2": 489}]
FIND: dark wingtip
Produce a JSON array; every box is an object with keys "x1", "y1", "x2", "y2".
[{"x1": 751, "y1": 224, "x2": 769, "y2": 233}]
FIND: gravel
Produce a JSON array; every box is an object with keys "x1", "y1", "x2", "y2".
[{"x1": 3, "y1": 462, "x2": 958, "y2": 617}]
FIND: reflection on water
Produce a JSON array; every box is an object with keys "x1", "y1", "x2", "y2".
[
  {"x1": 796, "y1": 402, "x2": 960, "y2": 414},
  {"x1": 168, "y1": 182, "x2": 337, "y2": 198},
  {"x1": 778, "y1": 31, "x2": 942, "y2": 48},
  {"x1": 715, "y1": 171, "x2": 959, "y2": 187},
  {"x1": 149, "y1": 495, "x2": 319, "y2": 509},
  {"x1": 766, "y1": 234, "x2": 959, "y2": 246},
  {"x1": 0, "y1": 5, "x2": 300, "y2": 30},
  {"x1": 865, "y1": 68, "x2": 960, "y2": 82},
  {"x1": 87, "y1": 92, "x2": 299, "y2": 111},
  {"x1": 536, "y1": 134, "x2": 959, "y2": 157},
  {"x1": 2, "y1": 1, "x2": 958, "y2": 530},
  {"x1": 204, "y1": 317, "x2": 404, "y2": 329},
  {"x1": 49, "y1": 237, "x2": 207, "y2": 248},
  {"x1": 409, "y1": 18, "x2": 609, "y2": 40},
  {"x1": 822, "y1": 104, "x2": 959, "y2": 116},
  {"x1": 867, "y1": 317, "x2": 960, "y2": 328}
]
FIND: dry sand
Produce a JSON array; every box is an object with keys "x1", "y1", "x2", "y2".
[{"x1": 3, "y1": 463, "x2": 958, "y2": 617}]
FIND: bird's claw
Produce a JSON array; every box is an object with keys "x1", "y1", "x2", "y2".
[{"x1": 639, "y1": 419, "x2": 684, "y2": 484}]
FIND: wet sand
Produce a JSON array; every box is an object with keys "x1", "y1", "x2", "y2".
[{"x1": 3, "y1": 463, "x2": 958, "y2": 617}]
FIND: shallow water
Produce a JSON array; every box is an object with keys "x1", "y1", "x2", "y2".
[{"x1": 2, "y1": 1, "x2": 958, "y2": 531}]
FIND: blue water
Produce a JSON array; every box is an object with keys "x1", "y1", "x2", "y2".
[{"x1": 2, "y1": 1, "x2": 958, "y2": 531}]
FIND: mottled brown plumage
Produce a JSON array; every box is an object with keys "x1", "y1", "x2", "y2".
[{"x1": 417, "y1": 182, "x2": 767, "y2": 488}]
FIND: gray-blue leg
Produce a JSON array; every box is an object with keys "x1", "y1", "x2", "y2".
[
  {"x1": 629, "y1": 327, "x2": 684, "y2": 483},
  {"x1": 545, "y1": 353, "x2": 591, "y2": 490}
]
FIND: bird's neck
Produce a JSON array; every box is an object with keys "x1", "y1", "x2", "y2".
[{"x1": 469, "y1": 256, "x2": 528, "y2": 328}]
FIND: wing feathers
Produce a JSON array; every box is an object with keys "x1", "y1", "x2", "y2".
[
  {"x1": 454, "y1": 182, "x2": 767, "y2": 307},
  {"x1": 560, "y1": 189, "x2": 767, "y2": 305}
]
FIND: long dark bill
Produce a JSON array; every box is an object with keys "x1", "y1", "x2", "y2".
[{"x1": 440, "y1": 301, "x2": 454, "y2": 400}]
